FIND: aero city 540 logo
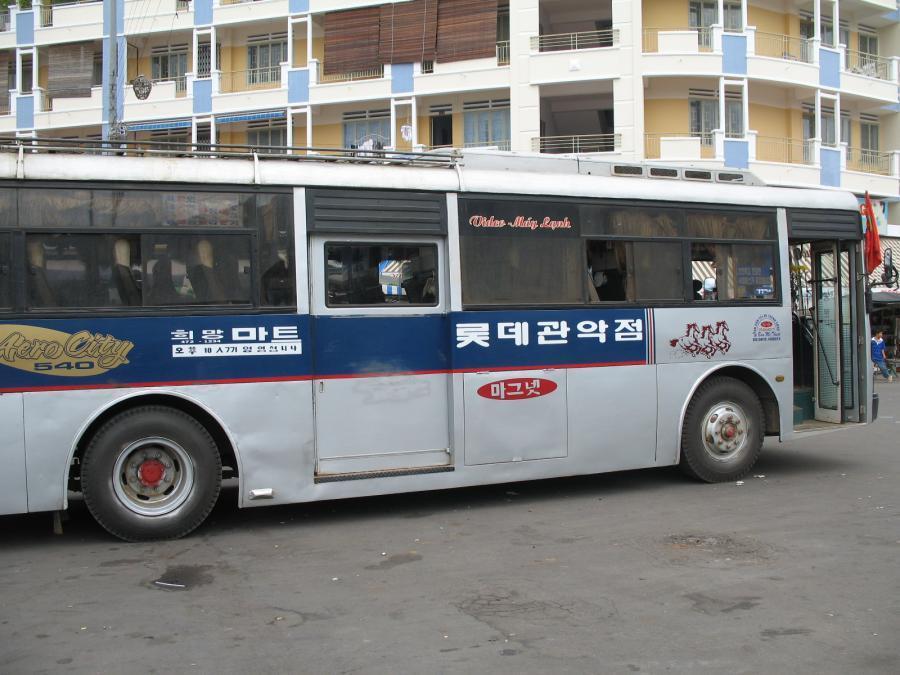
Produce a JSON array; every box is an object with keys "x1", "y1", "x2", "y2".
[
  {"x1": 670, "y1": 321, "x2": 731, "y2": 359},
  {"x1": 0, "y1": 325, "x2": 134, "y2": 377}
]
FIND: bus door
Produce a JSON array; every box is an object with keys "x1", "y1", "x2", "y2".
[
  {"x1": 309, "y1": 236, "x2": 451, "y2": 477},
  {"x1": 811, "y1": 243, "x2": 842, "y2": 423}
]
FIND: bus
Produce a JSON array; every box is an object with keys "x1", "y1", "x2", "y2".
[{"x1": 0, "y1": 142, "x2": 874, "y2": 541}]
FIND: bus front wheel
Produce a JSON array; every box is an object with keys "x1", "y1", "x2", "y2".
[
  {"x1": 81, "y1": 406, "x2": 222, "y2": 541},
  {"x1": 680, "y1": 377, "x2": 764, "y2": 483}
]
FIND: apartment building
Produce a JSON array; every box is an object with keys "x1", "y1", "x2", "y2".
[{"x1": 0, "y1": 0, "x2": 897, "y2": 219}]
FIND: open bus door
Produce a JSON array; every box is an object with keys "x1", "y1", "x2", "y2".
[{"x1": 811, "y1": 243, "x2": 843, "y2": 423}]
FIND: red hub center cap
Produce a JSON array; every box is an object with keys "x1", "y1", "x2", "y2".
[
  {"x1": 138, "y1": 459, "x2": 166, "y2": 487},
  {"x1": 723, "y1": 425, "x2": 736, "y2": 439}
]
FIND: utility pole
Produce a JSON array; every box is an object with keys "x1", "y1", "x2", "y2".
[{"x1": 106, "y1": 0, "x2": 122, "y2": 142}]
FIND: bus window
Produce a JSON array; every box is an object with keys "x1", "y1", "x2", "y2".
[
  {"x1": 685, "y1": 210, "x2": 775, "y2": 240},
  {"x1": 326, "y1": 243, "x2": 438, "y2": 306},
  {"x1": 586, "y1": 240, "x2": 630, "y2": 302},
  {"x1": 257, "y1": 193, "x2": 295, "y2": 307},
  {"x1": 143, "y1": 235, "x2": 252, "y2": 306},
  {"x1": 0, "y1": 232, "x2": 10, "y2": 309},
  {"x1": 633, "y1": 241, "x2": 684, "y2": 301},
  {"x1": 692, "y1": 243, "x2": 776, "y2": 301},
  {"x1": 25, "y1": 233, "x2": 141, "y2": 309}
]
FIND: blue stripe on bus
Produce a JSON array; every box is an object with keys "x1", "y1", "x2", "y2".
[{"x1": 0, "y1": 309, "x2": 651, "y2": 392}]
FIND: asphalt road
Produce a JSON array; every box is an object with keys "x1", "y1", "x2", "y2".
[{"x1": 2, "y1": 385, "x2": 899, "y2": 674}]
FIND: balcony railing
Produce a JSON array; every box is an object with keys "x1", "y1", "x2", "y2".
[
  {"x1": 176, "y1": 0, "x2": 191, "y2": 10},
  {"x1": 642, "y1": 27, "x2": 713, "y2": 53},
  {"x1": 846, "y1": 147, "x2": 891, "y2": 175},
  {"x1": 533, "y1": 134, "x2": 620, "y2": 154},
  {"x1": 319, "y1": 65, "x2": 384, "y2": 83},
  {"x1": 644, "y1": 132, "x2": 715, "y2": 160},
  {"x1": 496, "y1": 41, "x2": 510, "y2": 65},
  {"x1": 464, "y1": 139, "x2": 511, "y2": 151},
  {"x1": 0, "y1": 11, "x2": 9, "y2": 32},
  {"x1": 755, "y1": 136, "x2": 815, "y2": 165},
  {"x1": 219, "y1": 68, "x2": 281, "y2": 93},
  {"x1": 530, "y1": 29, "x2": 619, "y2": 52},
  {"x1": 754, "y1": 32, "x2": 814, "y2": 63},
  {"x1": 151, "y1": 76, "x2": 187, "y2": 95},
  {"x1": 844, "y1": 50, "x2": 893, "y2": 81}
]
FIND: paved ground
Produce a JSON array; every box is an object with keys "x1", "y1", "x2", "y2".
[{"x1": 1, "y1": 385, "x2": 899, "y2": 674}]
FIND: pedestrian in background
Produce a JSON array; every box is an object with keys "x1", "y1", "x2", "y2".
[{"x1": 871, "y1": 330, "x2": 893, "y2": 383}]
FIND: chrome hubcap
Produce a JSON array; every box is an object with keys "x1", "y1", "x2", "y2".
[
  {"x1": 702, "y1": 402, "x2": 750, "y2": 462},
  {"x1": 112, "y1": 437, "x2": 195, "y2": 516}
]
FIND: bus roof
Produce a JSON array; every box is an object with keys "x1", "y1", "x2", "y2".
[{"x1": 0, "y1": 143, "x2": 861, "y2": 214}]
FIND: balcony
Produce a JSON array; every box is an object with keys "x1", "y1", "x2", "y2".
[
  {"x1": 644, "y1": 133, "x2": 716, "y2": 161},
  {"x1": 845, "y1": 50, "x2": 893, "y2": 81},
  {"x1": 124, "y1": 77, "x2": 192, "y2": 120},
  {"x1": 642, "y1": 27, "x2": 712, "y2": 54},
  {"x1": 319, "y1": 65, "x2": 384, "y2": 84},
  {"x1": 35, "y1": 0, "x2": 103, "y2": 43},
  {"x1": 123, "y1": 0, "x2": 194, "y2": 35},
  {"x1": 754, "y1": 32, "x2": 813, "y2": 64},
  {"x1": 532, "y1": 133, "x2": 619, "y2": 154},
  {"x1": 846, "y1": 147, "x2": 892, "y2": 176},
  {"x1": 755, "y1": 136, "x2": 814, "y2": 165},
  {"x1": 496, "y1": 41, "x2": 510, "y2": 66},
  {"x1": 0, "y1": 11, "x2": 9, "y2": 32},
  {"x1": 219, "y1": 68, "x2": 282, "y2": 94},
  {"x1": 531, "y1": 29, "x2": 619, "y2": 53}
]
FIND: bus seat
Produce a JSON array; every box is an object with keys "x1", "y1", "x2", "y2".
[
  {"x1": 146, "y1": 255, "x2": 180, "y2": 305},
  {"x1": 188, "y1": 239, "x2": 226, "y2": 303},
  {"x1": 112, "y1": 239, "x2": 141, "y2": 306},
  {"x1": 26, "y1": 239, "x2": 56, "y2": 307}
]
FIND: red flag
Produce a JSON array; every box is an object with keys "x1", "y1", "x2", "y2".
[{"x1": 863, "y1": 191, "x2": 883, "y2": 274}]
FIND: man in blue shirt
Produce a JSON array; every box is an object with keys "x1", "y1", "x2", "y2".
[{"x1": 872, "y1": 331, "x2": 893, "y2": 382}]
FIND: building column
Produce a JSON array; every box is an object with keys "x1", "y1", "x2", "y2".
[{"x1": 211, "y1": 26, "x2": 219, "y2": 94}]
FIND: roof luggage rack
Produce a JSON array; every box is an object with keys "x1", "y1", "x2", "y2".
[{"x1": 0, "y1": 137, "x2": 460, "y2": 168}]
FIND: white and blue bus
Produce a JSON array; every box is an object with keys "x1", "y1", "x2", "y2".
[{"x1": 0, "y1": 143, "x2": 874, "y2": 540}]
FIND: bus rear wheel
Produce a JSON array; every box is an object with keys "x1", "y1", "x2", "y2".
[
  {"x1": 680, "y1": 377, "x2": 764, "y2": 483},
  {"x1": 81, "y1": 406, "x2": 222, "y2": 541}
]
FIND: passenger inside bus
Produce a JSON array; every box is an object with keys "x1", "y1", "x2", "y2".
[{"x1": 587, "y1": 241, "x2": 627, "y2": 301}]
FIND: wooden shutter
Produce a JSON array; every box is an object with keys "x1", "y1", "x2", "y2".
[
  {"x1": 435, "y1": 0, "x2": 498, "y2": 63},
  {"x1": 323, "y1": 7, "x2": 381, "y2": 76},
  {"x1": 48, "y1": 43, "x2": 95, "y2": 98},
  {"x1": 378, "y1": 0, "x2": 438, "y2": 65}
]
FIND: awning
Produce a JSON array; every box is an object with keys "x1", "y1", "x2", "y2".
[
  {"x1": 872, "y1": 288, "x2": 900, "y2": 304},
  {"x1": 126, "y1": 119, "x2": 192, "y2": 132},
  {"x1": 216, "y1": 110, "x2": 286, "y2": 125}
]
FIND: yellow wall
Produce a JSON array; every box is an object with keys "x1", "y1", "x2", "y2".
[
  {"x1": 452, "y1": 112, "x2": 464, "y2": 146},
  {"x1": 642, "y1": 0, "x2": 689, "y2": 29},
  {"x1": 312, "y1": 37, "x2": 325, "y2": 63},
  {"x1": 313, "y1": 123, "x2": 343, "y2": 148},
  {"x1": 643, "y1": 99, "x2": 689, "y2": 134},
  {"x1": 748, "y1": 6, "x2": 791, "y2": 36},
  {"x1": 749, "y1": 103, "x2": 792, "y2": 138},
  {"x1": 38, "y1": 62, "x2": 48, "y2": 89},
  {"x1": 292, "y1": 38, "x2": 308, "y2": 67}
]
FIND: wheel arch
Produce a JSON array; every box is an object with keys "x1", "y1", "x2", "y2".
[
  {"x1": 675, "y1": 363, "x2": 781, "y2": 462},
  {"x1": 67, "y1": 391, "x2": 242, "y2": 497}
]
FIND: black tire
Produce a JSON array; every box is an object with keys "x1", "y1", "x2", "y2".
[
  {"x1": 81, "y1": 406, "x2": 222, "y2": 541},
  {"x1": 679, "y1": 376, "x2": 764, "y2": 483}
]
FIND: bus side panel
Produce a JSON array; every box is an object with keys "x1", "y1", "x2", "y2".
[
  {"x1": 0, "y1": 393, "x2": 27, "y2": 515},
  {"x1": 566, "y1": 365, "x2": 658, "y2": 471},
  {"x1": 654, "y1": 306, "x2": 794, "y2": 466},
  {"x1": 22, "y1": 382, "x2": 314, "y2": 514}
]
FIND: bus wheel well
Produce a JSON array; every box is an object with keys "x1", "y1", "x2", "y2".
[
  {"x1": 706, "y1": 367, "x2": 780, "y2": 437},
  {"x1": 69, "y1": 395, "x2": 238, "y2": 492}
]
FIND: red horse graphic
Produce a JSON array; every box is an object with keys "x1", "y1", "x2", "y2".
[{"x1": 670, "y1": 321, "x2": 731, "y2": 359}]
